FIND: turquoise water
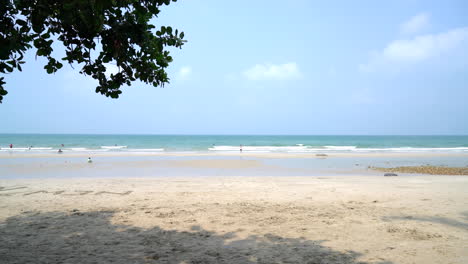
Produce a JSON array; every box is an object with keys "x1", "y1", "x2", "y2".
[{"x1": 1, "y1": 134, "x2": 468, "y2": 153}]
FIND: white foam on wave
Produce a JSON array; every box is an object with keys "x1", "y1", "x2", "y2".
[
  {"x1": 360, "y1": 147, "x2": 468, "y2": 152},
  {"x1": 210, "y1": 145, "x2": 360, "y2": 153},
  {"x1": 67, "y1": 147, "x2": 164, "y2": 152},
  {"x1": 324, "y1": 146, "x2": 357, "y2": 150},
  {"x1": 0, "y1": 147, "x2": 53, "y2": 152},
  {"x1": 284, "y1": 146, "x2": 360, "y2": 152},
  {"x1": 124, "y1": 148, "x2": 164, "y2": 152},
  {"x1": 67, "y1": 148, "x2": 89, "y2": 151},
  {"x1": 0, "y1": 147, "x2": 29, "y2": 151},
  {"x1": 66, "y1": 148, "x2": 110, "y2": 152},
  {"x1": 0, "y1": 147, "x2": 51, "y2": 151},
  {"x1": 208, "y1": 145, "x2": 468, "y2": 153},
  {"x1": 30, "y1": 147, "x2": 53, "y2": 150},
  {"x1": 2, "y1": 145, "x2": 468, "y2": 153},
  {"x1": 209, "y1": 145, "x2": 309, "y2": 152},
  {"x1": 101, "y1": 146, "x2": 127, "y2": 149}
]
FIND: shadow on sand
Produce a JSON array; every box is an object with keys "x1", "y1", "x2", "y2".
[{"x1": 0, "y1": 210, "x2": 392, "y2": 264}]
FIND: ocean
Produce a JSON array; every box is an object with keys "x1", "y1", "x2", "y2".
[{"x1": 1, "y1": 134, "x2": 468, "y2": 153}]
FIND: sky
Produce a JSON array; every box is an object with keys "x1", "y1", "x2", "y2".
[{"x1": 1, "y1": 0, "x2": 468, "y2": 135}]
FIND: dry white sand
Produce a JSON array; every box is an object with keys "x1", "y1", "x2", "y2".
[{"x1": 1, "y1": 175, "x2": 467, "y2": 264}]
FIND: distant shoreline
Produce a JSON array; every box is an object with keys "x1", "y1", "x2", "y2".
[{"x1": 2, "y1": 151, "x2": 468, "y2": 159}]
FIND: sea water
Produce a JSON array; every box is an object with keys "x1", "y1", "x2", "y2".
[
  {"x1": 1, "y1": 134, "x2": 468, "y2": 178},
  {"x1": 0, "y1": 134, "x2": 468, "y2": 153}
]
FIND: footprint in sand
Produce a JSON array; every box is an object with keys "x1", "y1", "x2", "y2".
[
  {"x1": 0, "y1": 186, "x2": 28, "y2": 196},
  {"x1": 94, "y1": 191, "x2": 132, "y2": 196},
  {"x1": 62, "y1": 191, "x2": 94, "y2": 196},
  {"x1": 23, "y1": 190, "x2": 49, "y2": 196},
  {"x1": 21, "y1": 190, "x2": 132, "y2": 196},
  {"x1": 23, "y1": 190, "x2": 93, "y2": 196},
  {"x1": 0, "y1": 186, "x2": 27, "y2": 192}
]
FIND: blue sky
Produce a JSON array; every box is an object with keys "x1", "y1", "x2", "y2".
[{"x1": 1, "y1": 0, "x2": 467, "y2": 135}]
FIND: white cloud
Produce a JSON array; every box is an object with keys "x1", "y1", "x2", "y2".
[
  {"x1": 243, "y1": 62, "x2": 302, "y2": 80},
  {"x1": 400, "y1": 13, "x2": 430, "y2": 35},
  {"x1": 177, "y1": 66, "x2": 192, "y2": 80},
  {"x1": 360, "y1": 27, "x2": 468, "y2": 72}
]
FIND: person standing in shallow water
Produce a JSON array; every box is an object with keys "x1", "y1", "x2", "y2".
[{"x1": 240, "y1": 144, "x2": 243, "y2": 153}]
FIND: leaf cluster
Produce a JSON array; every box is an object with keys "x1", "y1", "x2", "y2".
[{"x1": 0, "y1": 0, "x2": 185, "y2": 103}]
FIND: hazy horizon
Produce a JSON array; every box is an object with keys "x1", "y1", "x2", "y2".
[{"x1": 1, "y1": 133, "x2": 468, "y2": 136}]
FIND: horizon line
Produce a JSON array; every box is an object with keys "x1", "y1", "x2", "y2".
[{"x1": 1, "y1": 133, "x2": 468, "y2": 137}]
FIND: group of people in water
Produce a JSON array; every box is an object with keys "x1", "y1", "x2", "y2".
[
  {"x1": 3, "y1": 143, "x2": 93, "y2": 163},
  {"x1": 57, "y1": 144, "x2": 92, "y2": 163},
  {"x1": 0, "y1": 143, "x2": 25, "y2": 150},
  {"x1": 2, "y1": 143, "x2": 65, "y2": 150},
  {"x1": 0, "y1": 143, "x2": 15, "y2": 150},
  {"x1": 58, "y1": 143, "x2": 64, "y2": 153}
]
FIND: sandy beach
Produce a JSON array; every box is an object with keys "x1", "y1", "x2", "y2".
[{"x1": 1, "y1": 170, "x2": 467, "y2": 263}]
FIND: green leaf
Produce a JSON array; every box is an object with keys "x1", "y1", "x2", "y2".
[
  {"x1": 36, "y1": 50, "x2": 44, "y2": 56},
  {"x1": 16, "y1": 19, "x2": 27, "y2": 27},
  {"x1": 5, "y1": 65, "x2": 13, "y2": 73},
  {"x1": 0, "y1": 0, "x2": 185, "y2": 103}
]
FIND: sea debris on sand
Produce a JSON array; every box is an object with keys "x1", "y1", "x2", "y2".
[
  {"x1": 384, "y1": 173, "x2": 398, "y2": 177},
  {"x1": 372, "y1": 166, "x2": 468, "y2": 175}
]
